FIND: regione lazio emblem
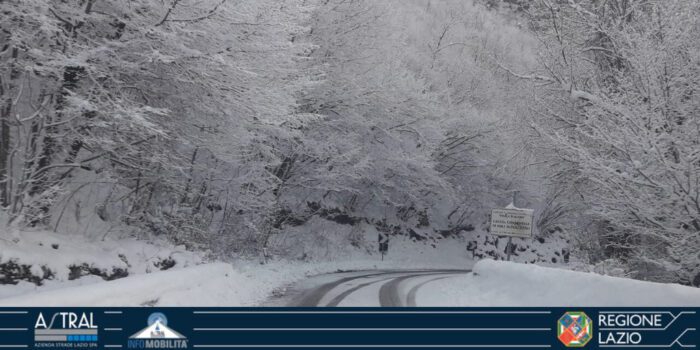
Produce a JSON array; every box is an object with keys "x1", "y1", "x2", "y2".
[{"x1": 558, "y1": 311, "x2": 593, "y2": 347}]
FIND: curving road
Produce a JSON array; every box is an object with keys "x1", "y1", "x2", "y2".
[{"x1": 286, "y1": 269, "x2": 470, "y2": 307}]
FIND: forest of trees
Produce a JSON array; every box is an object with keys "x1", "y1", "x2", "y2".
[
  {"x1": 1, "y1": 0, "x2": 698, "y2": 285},
  {"x1": 526, "y1": 0, "x2": 700, "y2": 285}
]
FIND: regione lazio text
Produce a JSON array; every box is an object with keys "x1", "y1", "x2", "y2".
[{"x1": 0, "y1": 308, "x2": 697, "y2": 349}]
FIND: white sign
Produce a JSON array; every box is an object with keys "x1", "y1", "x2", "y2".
[{"x1": 490, "y1": 208, "x2": 533, "y2": 238}]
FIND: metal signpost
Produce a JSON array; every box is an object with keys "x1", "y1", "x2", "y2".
[
  {"x1": 490, "y1": 207, "x2": 534, "y2": 261},
  {"x1": 378, "y1": 233, "x2": 389, "y2": 260}
]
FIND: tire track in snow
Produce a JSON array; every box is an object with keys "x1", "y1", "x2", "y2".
[
  {"x1": 294, "y1": 269, "x2": 470, "y2": 307},
  {"x1": 406, "y1": 275, "x2": 462, "y2": 306},
  {"x1": 294, "y1": 270, "x2": 433, "y2": 306},
  {"x1": 378, "y1": 273, "x2": 433, "y2": 307},
  {"x1": 379, "y1": 271, "x2": 469, "y2": 307},
  {"x1": 325, "y1": 276, "x2": 397, "y2": 306}
]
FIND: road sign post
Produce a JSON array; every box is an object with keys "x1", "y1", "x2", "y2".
[
  {"x1": 378, "y1": 233, "x2": 389, "y2": 260},
  {"x1": 506, "y1": 237, "x2": 513, "y2": 261}
]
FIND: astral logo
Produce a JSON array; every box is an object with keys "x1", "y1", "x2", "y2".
[
  {"x1": 557, "y1": 312, "x2": 593, "y2": 347},
  {"x1": 34, "y1": 312, "x2": 98, "y2": 347},
  {"x1": 128, "y1": 313, "x2": 188, "y2": 349}
]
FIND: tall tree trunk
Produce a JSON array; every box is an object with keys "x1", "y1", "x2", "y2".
[
  {"x1": 31, "y1": 66, "x2": 83, "y2": 195},
  {"x1": 0, "y1": 87, "x2": 10, "y2": 208},
  {"x1": 181, "y1": 147, "x2": 199, "y2": 204},
  {"x1": 0, "y1": 47, "x2": 20, "y2": 208}
]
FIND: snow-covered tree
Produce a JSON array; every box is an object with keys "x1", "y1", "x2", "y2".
[
  {"x1": 524, "y1": 0, "x2": 700, "y2": 284},
  {"x1": 0, "y1": 0, "x2": 316, "y2": 255},
  {"x1": 257, "y1": 0, "x2": 555, "y2": 261},
  {"x1": 275, "y1": 0, "x2": 455, "y2": 242}
]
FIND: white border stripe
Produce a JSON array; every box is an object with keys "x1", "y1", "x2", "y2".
[
  {"x1": 193, "y1": 311, "x2": 550, "y2": 315},
  {"x1": 193, "y1": 345, "x2": 551, "y2": 348},
  {"x1": 194, "y1": 328, "x2": 551, "y2": 331}
]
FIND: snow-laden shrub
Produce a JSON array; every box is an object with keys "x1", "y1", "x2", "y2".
[
  {"x1": 464, "y1": 230, "x2": 570, "y2": 265},
  {"x1": 592, "y1": 259, "x2": 632, "y2": 279}
]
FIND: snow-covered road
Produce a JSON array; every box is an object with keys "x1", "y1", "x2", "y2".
[
  {"x1": 287, "y1": 270, "x2": 470, "y2": 307},
  {"x1": 4, "y1": 260, "x2": 700, "y2": 307},
  {"x1": 276, "y1": 260, "x2": 700, "y2": 307}
]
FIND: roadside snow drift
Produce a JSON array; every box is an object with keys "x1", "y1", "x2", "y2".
[
  {"x1": 0, "y1": 229, "x2": 202, "y2": 283},
  {"x1": 417, "y1": 259, "x2": 700, "y2": 306},
  {"x1": 0, "y1": 263, "x2": 241, "y2": 306}
]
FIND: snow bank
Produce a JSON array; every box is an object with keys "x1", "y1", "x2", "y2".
[
  {"x1": 0, "y1": 236, "x2": 472, "y2": 306},
  {"x1": 0, "y1": 230, "x2": 202, "y2": 280},
  {"x1": 417, "y1": 259, "x2": 700, "y2": 306},
  {"x1": 0, "y1": 228, "x2": 205, "y2": 300},
  {"x1": 0, "y1": 219, "x2": 472, "y2": 306},
  {"x1": 0, "y1": 230, "x2": 124, "y2": 279},
  {"x1": 0, "y1": 263, "x2": 238, "y2": 306}
]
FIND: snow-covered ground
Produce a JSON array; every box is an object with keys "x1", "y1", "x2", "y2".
[
  {"x1": 416, "y1": 259, "x2": 700, "y2": 306},
  {"x1": 0, "y1": 230, "x2": 472, "y2": 306},
  {"x1": 0, "y1": 228, "x2": 204, "y2": 299},
  {"x1": 3, "y1": 226, "x2": 699, "y2": 307}
]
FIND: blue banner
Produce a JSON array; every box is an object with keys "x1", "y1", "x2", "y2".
[{"x1": 0, "y1": 308, "x2": 697, "y2": 349}]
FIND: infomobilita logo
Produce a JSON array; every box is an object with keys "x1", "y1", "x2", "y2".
[
  {"x1": 128, "y1": 313, "x2": 188, "y2": 349},
  {"x1": 558, "y1": 311, "x2": 593, "y2": 347}
]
